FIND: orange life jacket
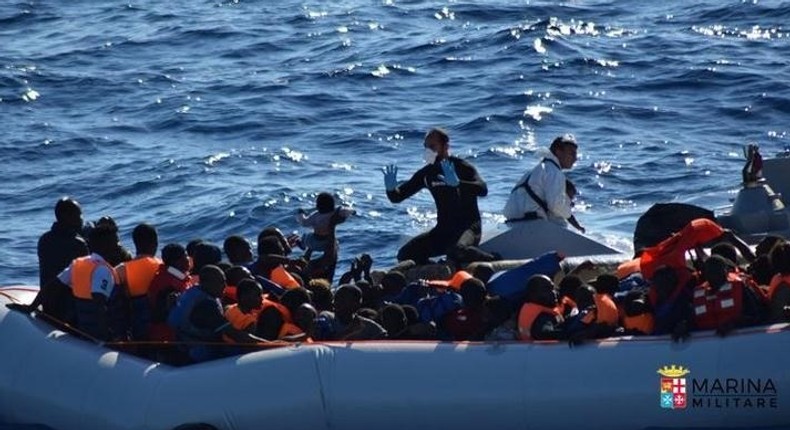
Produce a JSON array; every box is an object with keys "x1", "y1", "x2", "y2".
[
  {"x1": 224, "y1": 304, "x2": 258, "y2": 331},
  {"x1": 270, "y1": 266, "x2": 300, "y2": 290},
  {"x1": 640, "y1": 218, "x2": 723, "y2": 280},
  {"x1": 260, "y1": 299, "x2": 305, "y2": 339},
  {"x1": 517, "y1": 302, "x2": 562, "y2": 341},
  {"x1": 692, "y1": 274, "x2": 743, "y2": 331},
  {"x1": 122, "y1": 256, "x2": 162, "y2": 297},
  {"x1": 428, "y1": 270, "x2": 473, "y2": 291},
  {"x1": 768, "y1": 273, "x2": 790, "y2": 300},
  {"x1": 71, "y1": 256, "x2": 118, "y2": 300},
  {"x1": 594, "y1": 293, "x2": 619, "y2": 326},
  {"x1": 623, "y1": 313, "x2": 655, "y2": 335}
]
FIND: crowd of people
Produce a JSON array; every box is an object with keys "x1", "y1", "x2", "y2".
[{"x1": 7, "y1": 129, "x2": 790, "y2": 365}]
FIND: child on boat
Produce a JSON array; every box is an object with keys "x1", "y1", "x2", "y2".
[{"x1": 296, "y1": 192, "x2": 355, "y2": 253}]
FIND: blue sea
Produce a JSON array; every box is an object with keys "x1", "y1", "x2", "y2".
[{"x1": 2, "y1": 0, "x2": 790, "y2": 286}]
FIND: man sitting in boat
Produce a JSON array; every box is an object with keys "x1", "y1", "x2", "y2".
[
  {"x1": 255, "y1": 287, "x2": 311, "y2": 341},
  {"x1": 224, "y1": 279, "x2": 263, "y2": 336},
  {"x1": 692, "y1": 255, "x2": 765, "y2": 336},
  {"x1": 251, "y1": 236, "x2": 302, "y2": 290},
  {"x1": 37, "y1": 197, "x2": 89, "y2": 316},
  {"x1": 768, "y1": 242, "x2": 790, "y2": 322},
  {"x1": 381, "y1": 128, "x2": 498, "y2": 266},
  {"x1": 167, "y1": 265, "x2": 263, "y2": 362},
  {"x1": 517, "y1": 275, "x2": 565, "y2": 341},
  {"x1": 148, "y1": 243, "x2": 193, "y2": 342},
  {"x1": 502, "y1": 134, "x2": 582, "y2": 231},
  {"x1": 12, "y1": 225, "x2": 122, "y2": 341},
  {"x1": 315, "y1": 285, "x2": 387, "y2": 341},
  {"x1": 114, "y1": 223, "x2": 162, "y2": 341},
  {"x1": 222, "y1": 234, "x2": 254, "y2": 266},
  {"x1": 649, "y1": 266, "x2": 693, "y2": 340}
]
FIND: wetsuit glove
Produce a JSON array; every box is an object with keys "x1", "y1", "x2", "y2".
[
  {"x1": 439, "y1": 159, "x2": 460, "y2": 187},
  {"x1": 383, "y1": 164, "x2": 398, "y2": 191}
]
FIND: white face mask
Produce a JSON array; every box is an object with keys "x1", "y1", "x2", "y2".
[{"x1": 423, "y1": 148, "x2": 438, "y2": 164}]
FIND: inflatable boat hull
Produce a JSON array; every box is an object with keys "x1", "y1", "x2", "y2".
[{"x1": 1, "y1": 287, "x2": 788, "y2": 430}]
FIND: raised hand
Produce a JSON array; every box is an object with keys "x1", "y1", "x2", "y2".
[
  {"x1": 438, "y1": 159, "x2": 460, "y2": 187},
  {"x1": 382, "y1": 164, "x2": 398, "y2": 191}
]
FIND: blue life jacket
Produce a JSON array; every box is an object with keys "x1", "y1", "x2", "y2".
[
  {"x1": 487, "y1": 252, "x2": 562, "y2": 309},
  {"x1": 390, "y1": 282, "x2": 429, "y2": 307},
  {"x1": 619, "y1": 273, "x2": 648, "y2": 293},
  {"x1": 416, "y1": 290, "x2": 462, "y2": 324},
  {"x1": 167, "y1": 286, "x2": 220, "y2": 341}
]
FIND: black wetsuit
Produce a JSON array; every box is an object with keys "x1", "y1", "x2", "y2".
[{"x1": 386, "y1": 156, "x2": 495, "y2": 265}]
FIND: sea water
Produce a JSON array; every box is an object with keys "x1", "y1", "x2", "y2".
[{"x1": 1, "y1": 0, "x2": 789, "y2": 283}]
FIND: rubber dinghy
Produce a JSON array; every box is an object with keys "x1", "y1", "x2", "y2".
[{"x1": 1, "y1": 286, "x2": 788, "y2": 430}]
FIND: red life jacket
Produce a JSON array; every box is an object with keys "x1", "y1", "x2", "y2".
[{"x1": 692, "y1": 273, "x2": 743, "y2": 331}]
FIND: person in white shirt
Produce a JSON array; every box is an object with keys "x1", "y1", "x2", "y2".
[{"x1": 503, "y1": 134, "x2": 582, "y2": 230}]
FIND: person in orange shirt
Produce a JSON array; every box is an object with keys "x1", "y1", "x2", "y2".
[{"x1": 115, "y1": 223, "x2": 161, "y2": 340}]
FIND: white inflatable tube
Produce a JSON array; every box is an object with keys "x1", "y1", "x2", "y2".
[{"x1": 1, "y1": 287, "x2": 789, "y2": 430}]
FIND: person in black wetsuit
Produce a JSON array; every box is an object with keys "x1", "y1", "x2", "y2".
[{"x1": 382, "y1": 128, "x2": 497, "y2": 266}]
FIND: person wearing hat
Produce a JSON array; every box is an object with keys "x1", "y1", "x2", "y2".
[{"x1": 503, "y1": 134, "x2": 582, "y2": 229}]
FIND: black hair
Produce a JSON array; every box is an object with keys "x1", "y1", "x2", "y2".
[
  {"x1": 425, "y1": 128, "x2": 449, "y2": 145},
  {"x1": 223, "y1": 235, "x2": 251, "y2": 264},
  {"x1": 549, "y1": 134, "x2": 578, "y2": 152},
  {"x1": 281, "y1": 287, "x2": 312, "y2": 313},
  {"x1": 161, "y1": 243, "x2": 187, "y2": 267},
  {"x1": 380, "y1": 304, "x2": 407, "y2": 336},
  {"x1": 335, "y1": 284, "x2": 363, "y2": 304},
  {"x1": 748, "y1": 255, "x2": 774, "y2": 286},
  {"x1": 186, "y1": 239, "x2": 204, "y2": 257},
  {"x1": 711, "y1": 242, "x2": 738, "y2": 266},
  {"x1": 402, "y1": 305, "x2": 420, "y2": 325},
  {"x1": 770, "y1": 242, "x2": 790, "y2": 275},
  {"x1": 460, "y1": 278, "x2": 487, "y2": 309},
  {"x1": 257, "y1": 236, "x2": 284, "y2": 257},
  {"x1": 593, "y1": 274, "x2": 619, "y2": 296},
  {"x1": 316, "y1": 192, "x2": 335, "y2": 214},
  {"x1": 381, "y1": 271, "x2": 407, "y2": 296},
  {"x1": 131, "y1": 223, "x2": 158, "y2": 254},
  {"x1": 225, "y1": 265, "x2": 253, "y2": 286},
  {"x1": 306, "y1": 279, "x2": 334, "y2": 312},
  {"x1": 236, "y1": 278, "x2": 262, "y2": 298},
  {"x1": 471, "y1": 265, "x2": 495, "y2": 285},
  {"x1": 193, "y1": 243, "x2": 222, "y2": 272},
  {"x1": 88, "y1": 225, "x2": 118, "y2": 253},
  {"x1": 54, "y1": 197, "x2": 81, "y2": 223},
  {"x1": 558, "y1": 275, "x2": 583, "y2": 298}
]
